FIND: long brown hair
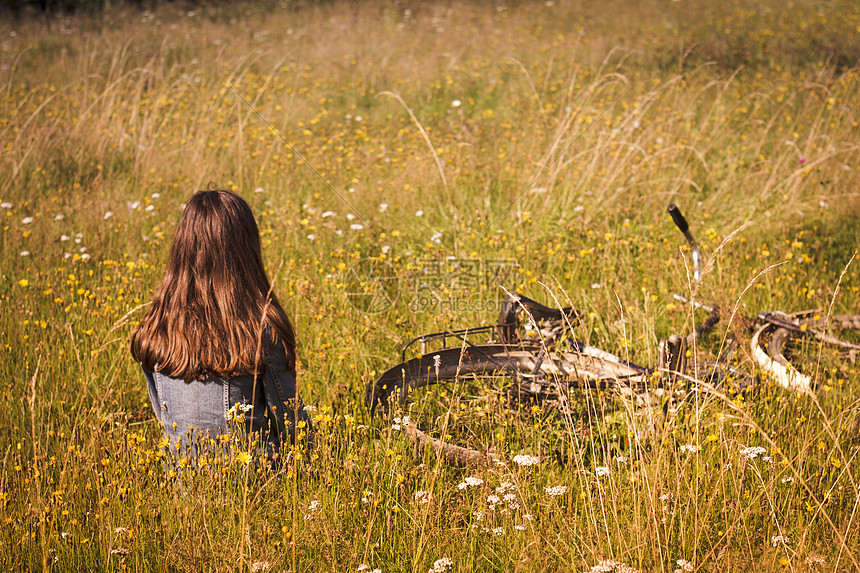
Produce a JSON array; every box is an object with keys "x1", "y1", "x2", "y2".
[{"x1": 130, "y1": 188, "x2": 296, "y2": 379}]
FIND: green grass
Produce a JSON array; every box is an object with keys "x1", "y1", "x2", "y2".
[{"x1": 1, "y1": 0, "x2": 860, "y2": 571}]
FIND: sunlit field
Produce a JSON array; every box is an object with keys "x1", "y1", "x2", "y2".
[{"x1": 2, "y1": 0, "x2": 860, "y2": 570}]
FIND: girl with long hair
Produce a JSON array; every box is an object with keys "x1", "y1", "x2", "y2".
[{"x1": 130, "y1": 187, "x2": 311, "y2": 459}]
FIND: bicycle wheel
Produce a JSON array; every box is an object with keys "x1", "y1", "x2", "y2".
[{"x1": 365, "y1": 342, "x2": 649, "y2": 414}]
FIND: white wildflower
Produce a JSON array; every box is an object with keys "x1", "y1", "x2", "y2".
[
  {"x1": 595, "y1": 466, "x2": 610, "y2": 477},
  {"x1": 740, "y1": 446, "x2": 767, "y2": 460},
  {"x1": 22, "y1": 216, "x2": 33, "y2": 224},
  {"x1": 513, "y1": 454, "x2": 540, "y2": 467},
  {"x1": 457, "y1": 476, "x2": 484, "y2": 490},
  {"x1": 19, "y1": 251, "x2": 29, "y2": 256},
  {"x1": 451, "y1": 100, "x2": 461, "y2": 108},
  {"x1": 496, "y1": 482, "x2": 515, "y2": 493},
  {"x1": 771, "y1": 534, "x2": 789, "y2": 547},
  {"x1": 54, "y1": 213, "x2": 64, "y2": 220},
  {"x1": 145, "y1": 205, "x2": 155, "y2": 211},
  {"x1": 103, "y1": 211, "x2": 113, "y2": 220},
  {"x1": 415, "y1": 210, "x2": 424, "y2": 217},
  {"x1": 350, "y1": 224, "x2": 364, "y2": 230},
  {"x1": 781, "y1": 476, "x2": 794, "y2": 484},
  {"x1": 490, "y1": 527, "x2": 504, "y2": 536},
  {"x1": 414, "y1": 490, "x2": 432, "y2": 505},
  {"x1": 250, "y1": 561, "x2": 271, "y2": 573},
  {"x1": 514, "y1": 524, "x2": 526, "y2": 531},
  {"x1": 429, "y1": 557, "x2": 453, "y2": 573},
  {"x1": 306, "y1": 234, "x2": 315, "y2": 241},
  {"x1": 322, "y1": 211, "x2": 336, "y2": 218},
  {"x1": 545, "y1": 485, "x2": 567, "y2": 496},
  {"x1": 586, "y1": 559, "x2": 639, "y2": 573},
  {"x1": 0, "y1": 202, "x2": 12, "y2": 209},
  {"x1": 674, "y1": 559, "x2": 694, "y2": 573},
  {"x1": 680, "y1": 444, "x2": 699, "y2": 454},
  {"x1": 346, "y1": 213, "x2": 356, "y2": 220},
  {"x1": 379, "y1": 203, "x2": 388, "y2": 212}
]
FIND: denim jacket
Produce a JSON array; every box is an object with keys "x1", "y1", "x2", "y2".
[{"x1": 143, "y1": 341, "x2": 312, "y2": 459}]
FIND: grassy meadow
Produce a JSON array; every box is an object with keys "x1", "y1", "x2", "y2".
[{"x1": 2, "y1": 0, "x2": 860, "y2": 570}]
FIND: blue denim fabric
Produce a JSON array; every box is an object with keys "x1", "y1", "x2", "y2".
[{"x1": 143, "y1": 343, "x2": 311, "y2": 459}]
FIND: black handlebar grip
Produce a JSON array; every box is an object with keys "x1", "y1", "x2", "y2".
[{"x1": 667, "y1": 204, "x2": 689, "y2": 234}]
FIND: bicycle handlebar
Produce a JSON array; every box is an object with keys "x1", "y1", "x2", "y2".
[
  {"x1": 667, "y1": 203, "x2": 689, "y2": 234},
  {"x1": 667, "y1": 203, "x2": 701, "y2": 283}
]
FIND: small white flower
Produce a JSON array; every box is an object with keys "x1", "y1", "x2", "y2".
[
  {"x1": 771, "y1": 534, "x2": 789, "y2": 547},
  {"x1": 322, "y1": 211, "x2": 336, "y2": 218},
  {"x1": 60, "y1": 234, "x2": 70, "y2": 241},
  {"x1": 19, "y1": 251, "x2": 29, "y2": 256},
  {"x1": 103, "y1": 211, "x2": 113, "y2": 220},
  {"x1": 674, "y1": 559, "x2": 694, "y2": 573},
  {"x1": 486, "y1": 494, "x2": 501, "y2": 506},
  {"x1": 379, "y1": 203, "x2": 388, "y2": 212},
  {"x1": 430, "y1": 231, "x2": 442, "y2": 244},
  {"x1": 346, "y1": 213, "x2": 356, "y2": 220},
  {"x1": 151, "y1": 193, "x2": 160, "y2": 199},
  {"x1": 306, "y1": 234, "x2": 315, "y2": 241},
  {"x1": 81, "y1": 253, "x2": 91, "y2": 261},
  {"x1": 382, "y1": 245, "x2": 390, "y2": 254},
  {"x1": 308, "y1": 500, "x2": 321, "y2": 512},
  {"x1": 490, "y1": 527, "x2": 504, "y2": 536},
  {"x1": 250, "y1": 561, "x2": 271, "y2": 573},
  {"x1": 54, "y1": 213, "x2": 65, "y2": 220},
  {"x1": 573, "y1": 205, "x2": 585, "y2": 212},
  {"x1": 781, "y1": 476, "x2": 794, "y2": 484},
  {"x1": 414, "y1": 490, "x2": 432, "y2": 504},
  {"x1": 415, "y1": 210, "x2": 424, "y2": 217},
  {"x1": 145, "y1": 205, "x2": 155, "y2": 212},
  {"x1": 451, "y1": 99, "x2": 462, "y2": 108},
  {"x1": 429, "y1": 557, "x2": 453, "y2": 573},
  {"x1": 303, "y1": 404, "x2": 317, "y2": 413},
  {"x1": 740, "y1": 446, "x2": 767, "y2": 460},
  {"x1": 680, "y1": 444, "x2": 699, "y2": 454},
  {"x1": 22, "y1": 217, "x2": 33, "y2": 224},
  {"x1": 129, "y1": 201, "x2": 141, "y2": 210},
  {"x1": 591, "y1": 283, "x2": 601, "y2": 289},
  {"x1": 351, "y1": 224, "x2": 364, "y2": 230},
  {"x1": 595, "y1": 466, "x2": 610, "y2": 477},
  {"x1": 357, "y1": 565, "x2": 370, "y2": 572},
  {"x1": 513, "y1": 454, "x2": 540, "y2": 467},
  {"x1": 514, "y1": 524, "x2": 526, "y2": 531},
  {"x1": 0, "y1": 202, "x2": 12, "y2": 209},
  {"x1": 114, "y1": 527, "x2": 127, "y2": 533},
  {"x1": 254, "y1": 187, "x2": 264, "y2": 193},
  {"x1": 545, "y1": 485, "x2": 567, "y2": 496},
  {"x1": 615, "y1": 456, "x2": 627, "y2": 464},
  {"x1": 457, "y1": 476, "x2": 484, "y2": 490}
]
